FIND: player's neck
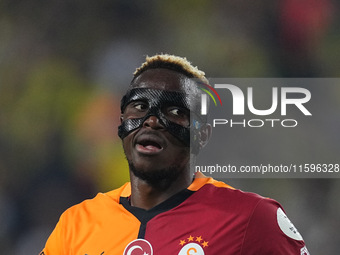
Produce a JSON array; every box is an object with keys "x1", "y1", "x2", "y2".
[{"x1": 129, "y1": 171, "x2": 192, "y2": 210}]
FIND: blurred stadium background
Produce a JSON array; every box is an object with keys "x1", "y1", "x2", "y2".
[{"x1": 0, "y1": 1, "x2": 339, "y2": 254}]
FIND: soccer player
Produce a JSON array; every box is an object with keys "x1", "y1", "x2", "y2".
[{"x1": 40, "y1": 54, "x2": 309, "y2": 254}]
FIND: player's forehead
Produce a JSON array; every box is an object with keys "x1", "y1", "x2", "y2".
[{"x1": 130, "y1": 68, "x2": 198, "y2": 94}]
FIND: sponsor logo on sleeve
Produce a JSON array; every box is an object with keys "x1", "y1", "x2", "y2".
[
  {"x1": 277, "y1": 208, "x2": 303, "y2": 241},
  {"x1": 300, "y1": 246, "x2": 310, "y2": 255}
]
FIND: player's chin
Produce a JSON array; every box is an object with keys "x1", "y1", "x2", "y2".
[
  {"x1": 131, "y1": 159, "x2": 170, "y2": 173},
  {"x1": 129, "y1": 162, "x2": 182, "y2": 184}
]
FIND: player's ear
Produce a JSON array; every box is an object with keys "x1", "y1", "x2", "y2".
[
  {"x1": 120, "y1": 114, "x2": 124, "y2": 124},
  {"x1": 199, "y1": 123, "x2": 212, "y2": 149}
]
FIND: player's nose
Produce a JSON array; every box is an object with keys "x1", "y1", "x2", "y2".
[{"x1": 143, "y1": 115, "x2": 164, "y2": 129}]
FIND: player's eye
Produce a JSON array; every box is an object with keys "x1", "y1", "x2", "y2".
[
  {"x1": 166, "y1": 106, "x2": 190, "y2": 126},
  {"x1": 134, "y1": 102, "x2": 148, "y2": 110},
  {"x1": 169, "y1": 108, "x2": 183, "y2": 116},
  {"x1": 131, "y1": 101, "x2": 148, "y2": 111},
  {"x1": 123, "y1": 100, "x2": 149, "y2": 119},
  {"x1": 167, "y1": 106, "x2": 188, "y2": 117}
]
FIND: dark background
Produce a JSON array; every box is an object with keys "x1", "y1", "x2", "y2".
[{"x1": 0, "y1": 1, "x2": 339, "y2": 254}]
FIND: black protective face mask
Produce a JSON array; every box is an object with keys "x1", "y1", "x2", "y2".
[{"x1": 118, "y1": 88, "x2": 203, "y2": 154}]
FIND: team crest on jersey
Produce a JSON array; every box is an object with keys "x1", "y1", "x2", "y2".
[
  {"x1": 123, "y1": 239, "x2": 153, "y2": 255},
  {"x1": 178, "y1": 235, "x2": 208, "y2": 254}
]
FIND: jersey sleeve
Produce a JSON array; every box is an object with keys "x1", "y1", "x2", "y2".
[
  {"x1": 39, "y1": 214, "x2": 66, "y2": 255},
  {"x1": 241, "y1": 198, "x2": 309, "y2": 255}
]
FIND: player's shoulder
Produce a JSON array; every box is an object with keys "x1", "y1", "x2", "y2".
[
  {"x1": 192, "y1": 173, "x2": 270, "y2": 207},
  {"x1": 194, "y1": 176, "x2": 287, "y2": 222},
  {"x1": 202, "y1": 178, "x2": 307, "y2": 244},
  {"x1": 206, "y1": 180, "x2": 274, "y2": 208},
  {"x1": 60, "y1": 182, "x2": 130, "y2": 220}
]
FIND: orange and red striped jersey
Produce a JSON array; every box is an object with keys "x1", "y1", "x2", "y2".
[{"x1": 40, "y1": 173, "x2": 308, "y2": 254}]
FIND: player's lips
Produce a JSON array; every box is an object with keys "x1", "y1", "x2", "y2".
[{"x1": 134, "y1": 132, "x2": 166, "y2": 154}]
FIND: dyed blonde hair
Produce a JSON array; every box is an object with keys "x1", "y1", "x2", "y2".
[{"x1": 133, "y1": 54, "x2": 208, "y2": 84}]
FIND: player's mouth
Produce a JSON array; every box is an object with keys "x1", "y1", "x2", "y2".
[{"x1": 135, "y1": 134, "x2": 165, "y2": 155}]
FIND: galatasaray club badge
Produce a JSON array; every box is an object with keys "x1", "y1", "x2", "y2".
[
  {"x1": 178, "y1": 235, "x2": 208, "y2": 255},
  {"x1": 123, "y1": 239, "x2": 153, "y2": 255}
]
